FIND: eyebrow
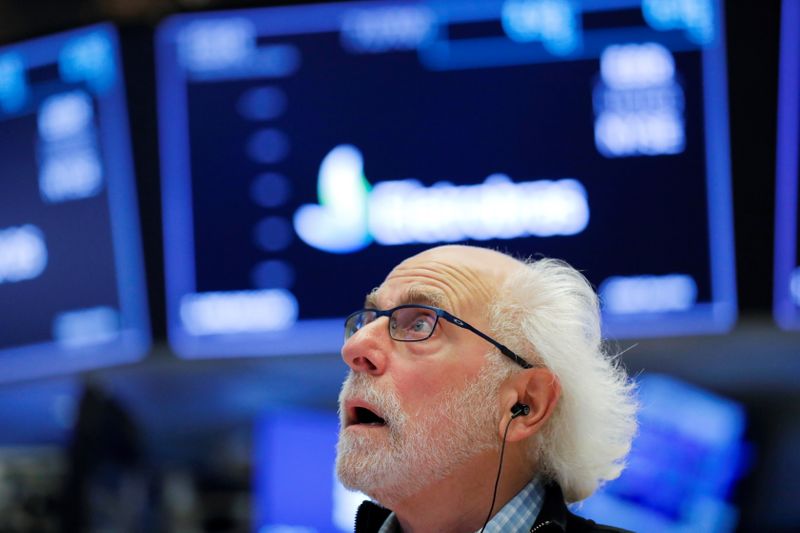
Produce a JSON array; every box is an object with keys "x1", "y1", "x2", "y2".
[{"x1": 364, "y1": 286, "x2": 449, "y2": 310}]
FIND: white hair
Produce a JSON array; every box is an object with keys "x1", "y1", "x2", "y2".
[{"x1": 488, "y1": 257, "x2": 638, "y2": 503}]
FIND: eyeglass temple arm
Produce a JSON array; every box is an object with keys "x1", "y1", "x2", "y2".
[{"x1": 442, "y1": 313, "x2": 534, "y2": 369}]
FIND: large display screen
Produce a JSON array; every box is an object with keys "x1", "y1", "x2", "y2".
[
  {"x1": 577, "y1": 374, "x2": 746, "y2": 533},
  {"x1": 774, "y1": 0, "x2": 800, "y2": 330},
  {"x1": 156, "y1": 0, "x2": 736, "y2": 358},
  {"x1": 0, "y1": 24, "x2": 150, "y2": 381}
]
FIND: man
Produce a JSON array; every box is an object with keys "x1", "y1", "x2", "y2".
[{"x1": 336, "y1": 245, "x2": 638, "y2": 532}]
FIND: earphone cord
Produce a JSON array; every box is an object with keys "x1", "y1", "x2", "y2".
[{"x1": 479, "y1": 415, "x2": 515, "y2": 533}]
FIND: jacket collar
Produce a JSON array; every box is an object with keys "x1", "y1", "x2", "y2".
[
  {"x1": 354, "y1": 500, "x2": 392, "y2": 532},
  {"x1": 354, "y1": 483, "x2": 569, "y2": 533},
  {"x1": 529, "y1": 482, "x2": 569, "y2": 532}
]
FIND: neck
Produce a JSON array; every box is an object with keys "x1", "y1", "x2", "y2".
[{"x1": 383, "y1": 444, "x2": 534, "y2": 533}]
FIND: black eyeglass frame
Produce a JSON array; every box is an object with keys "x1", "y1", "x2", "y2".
[{"x1": 344, "y1": 304, "x2": 533, "y2": 369}]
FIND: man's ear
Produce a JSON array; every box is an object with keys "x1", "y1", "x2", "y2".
[{"x1": 499, "y1": 367, "x2": 561, "y2": 443}]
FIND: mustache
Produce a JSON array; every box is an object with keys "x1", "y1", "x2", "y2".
[{"x1": 339, "y1": 372, "x2": 406, "y2": 428}]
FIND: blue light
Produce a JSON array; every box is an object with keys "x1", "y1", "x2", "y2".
[
  {"x1": 58, "y1": 30, "x2": 116, "y2": 93},
  {"x1": 368, "y1": 175, "x2": 590, "y2": 243},
  {"x1": 180, "y1": 289, "x2": 299, "y2": 335},
  {"x1": 292, "y1": 145, "x2": 372, "y2": 254},
  {"x1": 578, "y1": 374, "x2": 746, "y2": 532},
  {"x1": 501, "y1": 0, "x2": 582, "y2": 55},
  {"x1": 642, "y1": 0, "x2": 715, "y2": 45},
  {"x1": 237, "y1": 86, "x2": 287, "y2": 121},
  {"x1": 53, "y1": 306, "x2": 120, "y2": 348},
  {"x1": 251, "y1": 259, "x2": 295, "y2": 290},
  {"x1": 37, "y1": 90, "x2": 94, "y2": 142},
  {"x1": 340, "y1": 5, "x2": 437, "y2": 53},
  {"x1": 0, "y1": 53, "x2": 27, "y2": 113},
  {"x1": 175, "y1": 18, "x2": 301, "y2": 80},
  {"x1": 791, "y1": 268, "x2": 800, "y2": 306},
  {"x1": 600, "y1": 274, "x2": 697, "y2": 314},
  {"x1": 0, "y1": 225, "x2": 48, "y2": 284},
  {"x1": 594, "y1": 43, "x2": 686, "y2": 157},
  {"x1": 253, "y1": 216, "x2": 294, "y2": 252},
  {"x1": 254, "y1": 410, "x2": 364, "y2": 532},
  {"x1": 294, "y1": 145, "x2": 589, "y2": 254},
  {"x1": 246, "y1": 128, "x2": 290, "y2": 164},
  {"x1": 774, "y1": 0, "x2": 800, "y2": 329},
  {"x1": 38, "y1": 148, "x2": 104, "y2": 203},
  {"x1": 250, "y1": 172, "x2": 291, "y2": 208},
  {"x1": 177, "y1": 18, "x2": 256, "y2": 73},
  {"x1": 37, "y1": 90, "x2": 104, "y2": 203},
  {"x1": 599, "y1": 42, "x2": 675, "y2": 89}
]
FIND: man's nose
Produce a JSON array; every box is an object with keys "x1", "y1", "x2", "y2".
[{"x1": 341, "y1": 319, "x2": 388, "y2": 375}]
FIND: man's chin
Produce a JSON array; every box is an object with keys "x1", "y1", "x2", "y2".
[
  {"x1": 335, "y1": 433, "x2": 406, "y2": 503},
  {"x1": 336, "y1": 461, "x2": 408, "y2": 508},
  {"x1": 335, "y1": 447, "x2": 378, "y2": 497}
]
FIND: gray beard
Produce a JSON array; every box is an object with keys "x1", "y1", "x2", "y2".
[{"x1": 335, "y1": 357, "x2": 510, "y2": 506}]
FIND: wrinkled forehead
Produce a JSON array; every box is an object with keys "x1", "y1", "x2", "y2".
[
  {"x1": 364, "y1": 246, "x2": 521, "y2": 318},
  {"x1": 364, "y1": 283, "x2": 451, "y2": 310}
]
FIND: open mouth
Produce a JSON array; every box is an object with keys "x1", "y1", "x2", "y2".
[{"x1": 348, "y1": 404, "x2": 387, "y2": 427}]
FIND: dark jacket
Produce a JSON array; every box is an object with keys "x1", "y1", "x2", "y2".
[{"x1": 353, "y1": 482, "x2": 633, "y2": 532}]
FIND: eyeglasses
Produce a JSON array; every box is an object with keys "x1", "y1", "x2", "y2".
[{"x1": 344, "y1": 304, "x2": 532, "y2": 369}]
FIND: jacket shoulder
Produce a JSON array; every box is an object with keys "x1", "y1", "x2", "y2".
[{"x1": 535, "y1": 482, "x2": 635, "y2": 533}]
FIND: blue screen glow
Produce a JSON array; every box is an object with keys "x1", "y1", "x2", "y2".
[
  {"x1": 774, "y1": 0, "x2": 800, "y2": 330},
  {"x1": 156, "y1": 0, "x2": 736, "y2": 358},
  {"x1": 0, "y1": 24, "x2": 150, "y2": 381},
  {"x1": 253, "y1": 410, "x2": 366, "y2": 532},
  {"x1": 577, "y1": 374, "x2": 747, "y2": 532}
]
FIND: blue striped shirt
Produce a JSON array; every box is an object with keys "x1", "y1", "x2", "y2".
[{"x1": 376, "y1": 476, "x2": 545, "y2": 533}]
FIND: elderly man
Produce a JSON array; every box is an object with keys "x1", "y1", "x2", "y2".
[{"x1": 336, "y1": 245, "x2": 637, "y2": 532}]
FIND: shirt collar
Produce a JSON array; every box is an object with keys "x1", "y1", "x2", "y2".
[
  {"x1": 376, "y1": 477, "x2": 545, "y2": 533},
  {"x1": 480, "y1": 476, "x2": 545, "y2": 533}
]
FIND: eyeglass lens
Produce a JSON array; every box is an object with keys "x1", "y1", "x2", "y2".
[
  {"x1": 345, "y1": 310, "x2": 376, "y2": 340},
  {"x1": 390, "y1": 307, "x2": 437, "y2": 341},
  {"x1": 345, "y1": 306, "x2": 439, "y2": 342}
]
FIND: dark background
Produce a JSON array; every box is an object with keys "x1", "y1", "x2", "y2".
[{"x1": 0, "y1": 1, "x2": 797, "y2": 532}]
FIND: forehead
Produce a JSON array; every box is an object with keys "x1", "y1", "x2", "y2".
[
  {"x1": 365, "y1": 283, "x2": 449, "y2": 309},
  {"x1": 365, "y1": 246, "x2": 515, "y2": 317}
]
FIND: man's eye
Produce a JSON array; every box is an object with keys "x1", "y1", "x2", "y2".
[
  {"x1": 390, "y1": 308, "x2": 437, "y2": 339},
  {"x1": 406, "y1": 313, "x2": 435, "y2": 333},
  {"x1": 412, "y1": 318, "x2": 431, "y2": 332}
]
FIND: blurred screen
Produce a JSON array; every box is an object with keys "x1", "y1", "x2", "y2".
[
  {"x1": 0, "y1": 24, "x2": 150, "y2": 381},
  {"x1": 156, "y1": 0, "x2": 736, "y2": 358},
  {"x1": 254, "y1": 410, "x2": 364, "y2": 532},
  {"x1": 577, "y1": 374, "x2": 747, "y2": 533},
  {"x1": 774, "y1": 0, "x2": 800, "y2": 330}
]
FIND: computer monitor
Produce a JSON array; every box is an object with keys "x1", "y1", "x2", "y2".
[
  {"x1": 254, "y1": 409, "x2": 364, "y2": 532},
  {"x1": 774, "y1": 0, "x2": 800, "y2": 330},
  {"x1": 156, "y1": 0, "x2": 736, "y2": 358},
  {"x1": 577, "y1": 374, "x2": 747, "y2": 533},
  {"x1": 0, "y1": 24, "x2": 150, "y2": 381}
]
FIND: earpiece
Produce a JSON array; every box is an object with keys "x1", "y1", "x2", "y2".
[
  {"x1": 510, "y1": 402, "x2": 530, "y2": 419},
  {"x1": 481, "y1": 401, "x2": 532, "y2": 532}
]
